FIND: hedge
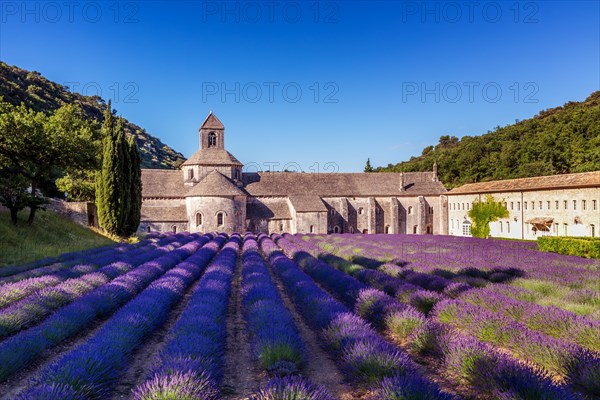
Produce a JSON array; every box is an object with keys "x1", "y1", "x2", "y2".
[{"x1": 537, "y1": 236, "x2": 600, "y2": 259}]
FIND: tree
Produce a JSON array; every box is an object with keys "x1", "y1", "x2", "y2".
[
  {"x1": 124, "y1": 134, "x2": 142, "y2": 236},
  {"x1": 468, "y1": 194, "x2": 509, "y2": 238},
  {"x1": 96, "y1": 104, "x2": 141, "y2": 237},
  {"x1": 0, "y1": 165, "x2": 30, "y2": 224},
  {"x1": 0, "y1": 100, "x2": 96, "y2": 224},
  {"x1": 96, "y1": 101, "x2": 122, "y2": 235},
  {"x1": 364, "y1": 158, "x2": 374, "y2": 172}
]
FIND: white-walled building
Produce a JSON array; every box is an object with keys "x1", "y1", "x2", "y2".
[{"x1": 447, "y1": 172, "x2": 600, "y2": 240}]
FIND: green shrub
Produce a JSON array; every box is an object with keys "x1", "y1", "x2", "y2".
[{"x1": 537, "y1": 236, "x2": 600, "y2": 259}]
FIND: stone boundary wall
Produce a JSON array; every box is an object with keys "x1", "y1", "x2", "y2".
[{"x1": 46, "y1": 199, "x2": 98, "y2": 227}]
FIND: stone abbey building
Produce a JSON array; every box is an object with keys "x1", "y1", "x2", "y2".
[{"x1": 140, "y1": 113, "x2": 600, "y2": 238}]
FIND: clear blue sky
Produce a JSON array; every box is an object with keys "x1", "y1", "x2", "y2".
[{"x1": 1, "y1": 1, "x2": 598, "y2": 172}]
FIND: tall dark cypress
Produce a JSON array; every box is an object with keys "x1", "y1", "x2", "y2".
[
  {"x1": 96, "y1": 101, "x2": 120, "y2": 234},
  {"x1": 115, "y1": 118, "x2": 130, "y2": 236},
  {"x1": 125, "y1": 134, "x2": 142, "y2": 235}
]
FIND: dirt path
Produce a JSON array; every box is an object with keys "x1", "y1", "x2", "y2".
[
  {"x1": 0, "y1": 319, "x2": 107, "y2": 399},
  {"x1": 111, "y1": 278, "x2": 205, "y2": 399},
  {"x1": 221, "y1": 255, "x2": 267, "y2": 399},
  {"x1": 264, "y1": 254, "x2": 363, "y2": 400}
]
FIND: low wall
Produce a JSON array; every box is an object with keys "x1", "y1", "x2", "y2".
[{"x1": 46, "y1": 199, "x2": 98, "y2": 227}]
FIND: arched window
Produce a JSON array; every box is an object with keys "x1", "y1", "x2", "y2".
[
  {"x1": 358, "y1": 207, "x2": 364, "y2": 215},
  {"x1": 499, "y1": 221, "x2": 503, "y2": 233},
  {"x1": 188, "y1": 168, "x2": 194, "y2": 180},
  {"x1": 591, "y1": 224, "x2": 596, "y2": 238},
  {"x1": 309, "y1": 225, "x2": 314, "y2": 233},
  {"x1": 408, "y1": 206, "x2": 413, "y2": 215},
  {"x1": 462, "y1": 220, "x2": 471, "y2": 236},
  {"x1": 172, "y1": 225, "x2": 177, "y2": 233},
  {"x1": 279, "y1": 223, "x2": 284, "y2": 231},
  {"x1": 426, "y1": 225, "x2": 432, "y2": 234},
  {"x1": 208, "y1": 132, "x2": 217, "y2": 147},
  {"x1": 330, "y1": 209, "x2": 335, "y2": 216},
  {"x1": 146, "y1": 226, "x2": 151, "y2": 233},
  {"x1": 333, "y1": 225, "x2": 340, "y2": 233},
  {"x1": 217, "y1": 212, "x2": 224, "y2": 226},
  {"x1": 385, "y1": 225, "x2": 390, "y2": 234},
  {"x1": 507, "y1": 221, "x2": 510, "y2": 233},
  {"x1": 196, "y1": 212, "x2": 202, "y2": 227},
  {"x1": 349, "y1": 227, "x2": 354, "y2": 233},
  {"x1": 412, "y1": 225, "x2": 418, "y2": 234},
  {"x1": 563, "y1": 223, "x2": 568, "y2": 236}
]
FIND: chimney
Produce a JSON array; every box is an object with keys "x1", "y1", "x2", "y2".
[{"x1": 400, "y1": 172, "x2": 405, "y2": 192}]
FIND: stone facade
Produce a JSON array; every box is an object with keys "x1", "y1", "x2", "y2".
[
  {"x1": 447, "y1": 174, "x2": 600, "y2": 239},
  {"x1": 139, "y1": 113, "x2": 599, "y2": 238}
]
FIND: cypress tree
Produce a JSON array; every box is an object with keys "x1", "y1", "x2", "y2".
[
  {"x1": 125, "y1": 134, "x2": 142, "y2": 235},
  {"x1": 115, "y1": 118, "x2": 130, "y2": 236},
  {"x1": 96, "y1": 101, "x2": 120, "y2": 234}
]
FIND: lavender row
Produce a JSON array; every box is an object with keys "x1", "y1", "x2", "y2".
[
  {"x1": 277, "y1": 235, "x2": 575, "y2": 399},
  {"x1": 0, "y1": 234, "x2": 195, "y2": 339},
  {"x1": 132, "y1": 234, "x2": 239, "y2": 400},
  {"x1": 18, "y1": 234, "x2": 223, "y2": 399},
  {"x1": 0, "y1": 234, "x2": 212, "y2": 382},
  {"x1": 259, "y1": 234, "x2": 450, "y2": 398},
  {"x1": 0, "y1": 234, "x2": 179, "y2": 308},
  {"x1": 240, "y1": 233, "x2": 306, "y2": 376},
  {"x1": 433, "y1": 298, "x2": 599, "y2": 396},
  {"x1": 460, "y1": 285, "x2": 600, "y2": 352}
]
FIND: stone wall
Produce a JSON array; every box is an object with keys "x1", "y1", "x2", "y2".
[{"x1": 46, "y1": 199, "x2": 98, "y2": 227}]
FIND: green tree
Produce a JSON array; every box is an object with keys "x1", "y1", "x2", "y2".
[
  {"x1": 0, "y1": 100, "x2": 96, "y2": 224},
  {"x1": 468, "y1": 194, "x2": 509, "y2": 238},
  {"x1": 364, "y1": 158, "x2": 373, "y2": 172},
  {"x1": 96, "y1": 101, "x2": 121, "y2": 234},
  {"x1": 0, "y1": 165, "x2": 30, "y2": 224},
  {"x1": 125, "y1": 134, "x2": 142, "y2": 236}
]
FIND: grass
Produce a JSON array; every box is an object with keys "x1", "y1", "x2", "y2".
[{"x1": 0, "y1": 210, "x2": 115, "y2": 268}]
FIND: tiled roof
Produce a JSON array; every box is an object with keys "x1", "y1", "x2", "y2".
[
  {"x1": 246, "y1": 198, "x2": 292, "y2": 219},
  {"x1": 141, "y1": 169, "x2": 186, "y2": 198},
  {"x1": 141, "y1": 205, "x2": 187, "y2": 222},
  {"x1": 449, "y1": 171, "x2": 600, "y2": 194},
  {"x1": 289, "y1": 196, "x2": 328, "y2": 212},
  {"x1": 185, "y1": 170, "x2": 247, "y2": 197},
  {"x1": 243, "y1": 172, "x2": 447, "y2": 197},
  {"x1": 182, "y1": 149, "x2": 243, "y2": 166},
  {"x1": 201, "y1": 112, "x2": 224, "y2": 130}
]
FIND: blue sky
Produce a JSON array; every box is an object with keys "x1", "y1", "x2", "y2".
[{"x1": 1, "y1": 1, "x2": 599, "y2": 172}]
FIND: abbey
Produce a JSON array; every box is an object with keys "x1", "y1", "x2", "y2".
[
  {"x1": 139, "y1": 113, "x2": 449, "y2": 235},
  {"x1": 139, "y1": 113, "x2": 600, "y2": 238}
]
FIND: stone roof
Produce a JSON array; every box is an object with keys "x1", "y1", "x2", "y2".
[
  {"x1": 247, "y1": 199, "x2": 292, "y2": 219},
  {"x1": 201, "y1": 112, "x2": 224, "y2": 130},
  {"x1": 185, "y1": 170, "x2": 247, "y2": 197},
  {"x1": 141, "y1": 169, "x2": 186, "y2": 198},
  {"x1": 243, "y1": 172, "x2": 446, "y2": 197},
  {"x1": 289, "y1": 196, "x2": 328, "y2": 212},
  {"x1": 449, "y1": 171, "x2": 600, "y2": 195},
  {"x1": 182, "y1": 149, "x2": 243, "y2": 166},
  {"x1": 141, "y1": 205, "x2": 187, "y2": 222}
]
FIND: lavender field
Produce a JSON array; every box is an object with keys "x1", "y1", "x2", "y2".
[{"x1": 0, "y1": 232, "x2": 597, "y2": 400}]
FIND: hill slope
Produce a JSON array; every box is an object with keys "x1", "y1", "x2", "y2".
[
  {"x1": 0, "y1": 62, "x2": 185, "y2": 169},
  {"x1": 0, "y1": 210, "x2": 115, "y2": 267},
  {"x1": 375, "y1": 92, "x2": 600, "y2": 188}
]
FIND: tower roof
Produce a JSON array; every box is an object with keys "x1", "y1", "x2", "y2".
[
  {"x1": 200, "y1": 112, "x2": 224, "y2": 130},
  {"x1": 185, "y1": 170, "x2": 247, "y2": 197},
  {"x1": 182, "y1": 148, "x2": 243, "y2": 166}
]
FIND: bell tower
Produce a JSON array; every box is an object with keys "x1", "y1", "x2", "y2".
[{"x1": 199, "y1": 112, "x2": 225, "y2": 150}]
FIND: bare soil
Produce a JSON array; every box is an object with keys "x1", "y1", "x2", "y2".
[
  {"x1": 111, "y1": 278, "x2": 205, "y2": 399},
  {"x1": 221, "y1": 256, "x2": 268, "y2": 399}
]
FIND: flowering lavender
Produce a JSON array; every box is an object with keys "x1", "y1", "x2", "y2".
[
  {"x1": 18, "y1": 234, "x2": 222, "y2": 399},
  {"x1": 250, "y1": 376, "x2": 333, "y2": 400},
  {"x1": 131, "y1": 235, "x2": 240, "y2": 400},
  {"x1": 241, "y1": 234, "x2": 305, "y2": 375},
  {"x1": 0, "y1": 234, "x2": 214, "y2": 383},
  {"x1": 375, "y1": 374, "x2": 455, "y2": 400}
]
